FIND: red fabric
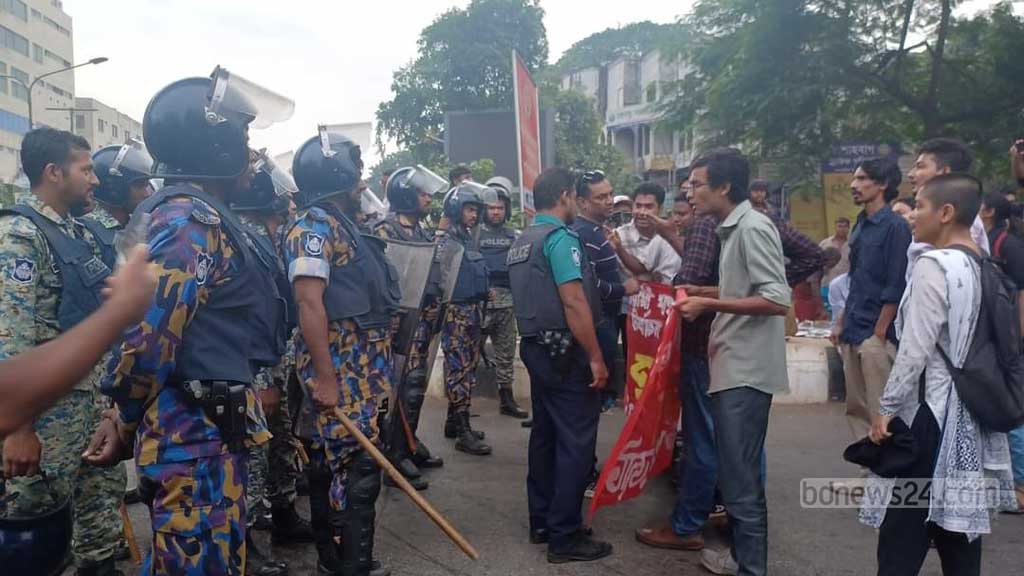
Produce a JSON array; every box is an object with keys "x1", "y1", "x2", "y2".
[
  {"x1": 624, "y1": 282, "x2": 678, "y2": 413},
  {"x1": 588, "y1": 287, "x2": 683, "y2": 520},
  {"x1": 793, "y1": 281, "x2": 825, "y2": 321}
]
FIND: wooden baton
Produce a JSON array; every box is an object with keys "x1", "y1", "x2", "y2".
[
  {"x1": 334, "y1": 410, "x2": 480, "y2": 560},
  {"x1": 119, "y1": 503, "x2": 142, "y2": 566}
]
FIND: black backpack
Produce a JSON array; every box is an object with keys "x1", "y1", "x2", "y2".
[{"x1": 937, "y1": 245, "x2": 1024, "y2": 432}]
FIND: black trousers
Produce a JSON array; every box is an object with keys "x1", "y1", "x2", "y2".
[
  {"x1": 520, "y1": 338, "x2": 601, "y2": 549},
  {"x1": 877, "y1": 404, "x2": 982, "y2": 576},
  {"x1": 712, "y1": 386, "x2": 772, "y2": 576}
]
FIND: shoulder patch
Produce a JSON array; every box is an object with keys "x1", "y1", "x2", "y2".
[
  {"x1": 195, "y1": 252, "x2": 214, "y2": 285},
  {"x1": 189, "y1": 200, "x2": 221, "y2": 226},
  {"x1": 305, "y1": 206, "x2": 330, "y2": 222},
  {"x1": 303, "y1": 232, "x2": 326, "y2": 256},
  {"x1": 570, "y1": 246, "x2": 582, "y2": 268},
  {"x1": 10, "y1": 257, "x2": 35, "y2": 284}
]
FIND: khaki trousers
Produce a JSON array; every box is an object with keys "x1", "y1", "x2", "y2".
[{"x1": 839, "y1": 335, "x2": 897, "y2": 441}]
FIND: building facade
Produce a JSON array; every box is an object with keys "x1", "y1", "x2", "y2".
[
  {"x1": 561, "y1": 49, "x2": 695, "y2": 189},
  {"x1": 0, "y1": 0, "x2": 74, "y2": 183},
  {"x1": 73, "y1": 97, "x2": 142, "y2": 150}
]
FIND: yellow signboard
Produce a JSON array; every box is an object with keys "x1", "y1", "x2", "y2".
[{"x1": 788, "y1": 193, "x2": 827, "y2": 242}]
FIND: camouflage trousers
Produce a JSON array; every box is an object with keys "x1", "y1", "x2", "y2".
[
  {"x1": 441, "y1": 303, "x2": 483, "y2": 414},
  {"x1": 482, "y1": 306, "x2": 517, "y2": 391},
  {"x1": 0, "y1": 389, "x2": 126, "y2": 567},
  {"x1": 247, "y1": 373, "x2": 300, "y2": 527},
  {"x1": 138, "y1": 450, "x2": 248, "y2": 576},
  {"x1": 313, "y1": 398, "x2": 381, "y2": 511}
]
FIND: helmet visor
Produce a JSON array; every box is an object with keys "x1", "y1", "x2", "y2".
[
  {"x1": 461, "y1": 181, "x2": 493, "y2": 205},
  {"x1": 209, "y1": 66, "x2": 295, "y2": 130},
  {"x1": 360, "y1": 187, "x2": 387, "y2": 217},
  {"x1": 400, "y1": 165, "x2": 448, "y2": 196},
  {"x1": 253, "y1": 151, "x2": 298, "y2": 197},
  {"x1": 108, "y1": 141, "x2": 154, "y2": 181}
]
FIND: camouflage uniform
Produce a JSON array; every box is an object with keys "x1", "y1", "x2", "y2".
[
  {"x1": 482, "y1": 287, "x2": 516, "y2": 392},
  {"x1": 442, "y1": 303, "x2": 483, "y2": 413},
  {"x1": 284, "y1": 205, "x2": 392, "y2": 512},
  {"x1": 103, "y1": 194, "x2": 270, "y2": 575},
  {"x1": 239, "y1": 215, "x2": 301, "y2": 529},
  {"x1": 0, "y1": 192, "x2": 124, "y2": 569}
]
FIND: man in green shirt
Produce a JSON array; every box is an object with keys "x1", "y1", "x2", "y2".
[
  {"x1": 508, "y1": 167, "x2": 611, "y2": 564},
  {"x1": 678, "y1": 149, "x2": 790, "y2": 576}
]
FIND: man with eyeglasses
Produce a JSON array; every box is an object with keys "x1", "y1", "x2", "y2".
[{"x1": 571, "y1": 170, "x2": 640, "y2": 411}]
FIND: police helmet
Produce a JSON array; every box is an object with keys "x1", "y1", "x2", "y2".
[
  {"x1": 292, "y1": 126, "x2": 363, "y2": 208},
  {"x1": 484, "y1": 176, "x2": 514, "y2": 222},
  {"x1": 229, "y1": 149, "x2": 297, "y2": 215},
  {"x1": 386, "y1": 165, "x2": 448, "y2": 214},
  {"x1": 0, "y1": 493, "x2": 72, "y2": 575},
  {"x1": 91, "y1": 142, "x2": 154, "y2": 208},
  {"x1": 442, "y1": 181, "x2": 492, "y2": 222},
  {"x1": 143, "y1": 66, "x2": 294, "y2": 180}
]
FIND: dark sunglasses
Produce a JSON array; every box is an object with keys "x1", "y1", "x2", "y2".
[{"x1": 575, "y1": 169, "x2": 606, "y2": 194}]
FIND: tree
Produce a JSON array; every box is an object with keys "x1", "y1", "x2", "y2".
[
  {"x1": 548, "y1": 88, "x2": 633, "y2": 194},
  {"x1": 375, "y1": 0, "x2": 548, "y2": 164},
  {"x1": 660, "y1": 0, "x2": 1024, "y2": 183},
  {"x1": 555, "y1": 21, "x2": 683, "y2": 73}
]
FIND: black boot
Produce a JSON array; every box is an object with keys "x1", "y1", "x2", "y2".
[
  {"x1": 76, "y1": 558, "x2": 123, "y2": 576},
  {"x1": 445, "y1": 405, "x2": 484, "y2": 440},
  {"x1": 245, "y1": 534, "x2": 288, "y2": 576},
  {"x1": 454, "y1": 411, "x2": 492, "y2": 456},
  {"x1": 410, "y1": 437, "x2": 444, "y2": 469},
  {"x1": 338, "y1": 452, "x2": 382, "y2": 576},
  {"x1": 499, "y1": 388, "x2": 529, "y2": 419},
  {"x1": 384, "y1": 468, "x2": 428, "y2": 491},
  {"x1": 308, "y1": 452, "x2": 341, "y2": 575},
  {"x1": 272, "y1": 504, "x2": 315, "y2": 545}
]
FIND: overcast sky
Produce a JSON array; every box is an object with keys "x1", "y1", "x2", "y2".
[{"x1": 62, "y1": 0, "x2": 688, "y2": 165}]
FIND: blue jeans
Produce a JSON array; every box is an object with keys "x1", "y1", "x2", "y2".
[
  {"x1": 671, "y1": 355, "x2": 716, "y2": 536},
  {"x1": 1009, "y1": 425, "x2": 1024, "y2": 486}
]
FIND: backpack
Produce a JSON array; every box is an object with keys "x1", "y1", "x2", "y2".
[{"x1": 937, "y1": 245, "x2": 1024, "y2": 432}]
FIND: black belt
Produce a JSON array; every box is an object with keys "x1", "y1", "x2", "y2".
[{"x1": 175, "y1": 380, "x2": 250, "y2": 453}]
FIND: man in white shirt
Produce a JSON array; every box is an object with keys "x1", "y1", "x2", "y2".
[
  {"x1": 610, "y1": 182, "x2": 682, "y2": 285},
  {"x1": 819, "y1": 217, "x2": 851, "y2": 286}
]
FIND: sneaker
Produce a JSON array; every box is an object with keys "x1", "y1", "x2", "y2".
[
  {"x1": 584, "y1": 479, "x2": 597, "y2": 499},
  {"x1": 700, "y1": 547, "x2": 739, "y2": 575},
  {"x1": 601, "y1": 396, "x2": 617, "y2": 414},
  {"x1": 635, "y1": 525, "x2": 704, "y2": 551},
  {"x1": 547, "y1": 532, "x2": 613, "y2": 564},
  {"x1": 709, "y1": 504, "x2": 728, "y2": 519}
]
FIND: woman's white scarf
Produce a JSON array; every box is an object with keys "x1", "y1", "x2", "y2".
[{"x1": 860, "y1": 249, "x2": 1015, "y2": 539}]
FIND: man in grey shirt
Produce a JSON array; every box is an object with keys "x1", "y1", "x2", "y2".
[{"x1": 677, "y1": 149, "x2": 791, "y2": 576}]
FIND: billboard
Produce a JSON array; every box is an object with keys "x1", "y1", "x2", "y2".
[{"x1": 513, "y1": 50, "x2": 541, "y2": 220}]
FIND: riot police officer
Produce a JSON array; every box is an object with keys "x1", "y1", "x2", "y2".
[
  {"x1": 0, "y1": 127, "x2": 123, "y2": 576},
  {"x1": 376, "y1": 165, "x2": 449, "y2": 489},
  {"x1": 83, "y1": 142, "x2": 155, "y2": 240},
  {"x1": 479, "y1": 176, "x2": 528, "y2": 419},
  {"x1": 231, "y1": 150, "x2": 309, "y2": 576},
  {"x1": 438, "y1": 183, "x2": 493, "y2": 455},
  {"x1": 508, "y1": 167, "x2": 613, "y2": 563},
  {"x1": 96, "y1": 66, "x2": 294, "y2": 574},
  {"x1": 284, "y1": 128, "x2": 397, "y2": 576}
]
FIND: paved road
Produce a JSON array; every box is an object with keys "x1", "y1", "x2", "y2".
[{"x1": 116, "y1": 399, "x2": 1023, "y2": 575}]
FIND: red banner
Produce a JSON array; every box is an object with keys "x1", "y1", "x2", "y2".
[
  {"x1": 625, "y1": 282, "x2": 679, "y2": 414},
  {"x1": 512, "y1": 50, "x2": 540, "y2": 220},
  {"x1": 588, "y1": 287, "x2": 684, "y2": 519}
]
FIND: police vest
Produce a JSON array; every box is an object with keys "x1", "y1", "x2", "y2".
[
  {"x1": 477, "y1": 225, "x2": 516, "y2": 288},
  {"x1": 137, "y1": 184, "x2": 272, "y2": 383},
  {"x1": 79, "y1": 217, "x2": 118, "y2": 271},
  {"x1": 0, "y1": 205, "x2": 111, "y2": 331},
  {"x1": 449, "y1": 231, "x2": 490, "y2": 303},
  {"x1": 379, "y1": 213, "x2": 433, "y2": 243},
  {"x1": 241, "y1": 222, "x2": 290, "y2": 367},
  {"x1": 314, "y1": 202, "x2": 401, "y2": 330},
  {"x1": 507, "y1": 222, "x2": 602, "y2": 337}
]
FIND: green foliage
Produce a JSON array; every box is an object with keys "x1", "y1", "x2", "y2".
[
  {"x1": 375, "y1": 0, "x2": 548, "y2": 162},
  {"x1": 548, "y1": 88, "x2": 634, "y2": 195},
  {"x1": 555, "y1": 21, "x2": 684, "y2": 72},
  {"x1": 660, "y1": 0, "x2": 1024, "y2": 185}
]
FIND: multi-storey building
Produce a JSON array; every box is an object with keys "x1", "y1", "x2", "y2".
[
  {"x1": 0, "y1": 0, "x2": 75, "y2": 183},
  {"x1": 72, "y1": 97, "x2": 142, "y2": 150},
  {"x1": 561, "y1": 49, "x2": 695, "y2": 188}
]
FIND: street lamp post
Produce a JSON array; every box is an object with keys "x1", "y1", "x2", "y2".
[{"x1": 0, "y1": 57, "x2": 108, "y2": 130}]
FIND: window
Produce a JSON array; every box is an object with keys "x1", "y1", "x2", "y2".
[
  {"x1": 75, "y1": 114, "x2": 84, "y2": 130},
  {"x1": 42, "y1": 15, "x2": 70, "y2": 37},
  {"x1": 10, "y1": 67, "x2": 28, "y2": 101},
  {"x1": 0, "y1": 61, "x2": 7, "y2": 95},
  {"x1": 0, "y1": 25, "x2": 30, "y2": 57},
  {"x1": 646, "y1": 82, "x2": 658, "y2": 104},
  {"x1": 623, "y1": 60, "x2": 642, "y2": 106},
  {"x1": 124, "y1": 130, "x2": 130, "y2": 142},
  {"x1": 1, "y1": 0, "x2": 28, "y2": 21},
  {"x1": 30, "y1": 8, "x2": 40, "y2": 19},
  {"x1": 111, "y1": 125, "x2": 119, "y2": 139},
  {"x1": 32, "y1": 43, "x2": 43, "y2": 64},
  {"x1": 44, "y1": 49, "x2": 70, "y2": 68},
  {"x1": 98, "y1": 119, "x2": 106, "y2": 133}
]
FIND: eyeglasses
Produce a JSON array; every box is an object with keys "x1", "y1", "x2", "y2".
[{"x1": 575, "y1": 169, "x2": 606, "y2": 194}]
